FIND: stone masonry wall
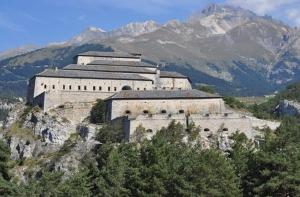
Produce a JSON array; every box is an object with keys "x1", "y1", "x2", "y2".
[{"x1": 109, "y1": 98, "x2": 225, "y2": 120}]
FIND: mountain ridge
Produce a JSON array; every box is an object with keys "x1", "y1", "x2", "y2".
[{"x1": 0, "y1": 4, "x2": 299, "y2": 96}]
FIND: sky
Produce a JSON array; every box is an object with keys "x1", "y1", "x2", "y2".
[{"x1": 0, "y1": 0, "x2": 300, "y2": 52}]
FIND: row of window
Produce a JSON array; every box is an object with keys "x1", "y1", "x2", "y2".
[
  {"x1": 142, "y1": 128, "x2": 229, "y2": 134},
  {"x1": 42, "y1": 84, "x2": 147, "y2": 91},
  {"x1": 125, "y1": 109, "x2": 185, "y2": 115}
]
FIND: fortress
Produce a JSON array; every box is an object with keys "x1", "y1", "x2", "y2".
[{"x1": 27, "y1": 51, "x2": 279, "y2": 142}]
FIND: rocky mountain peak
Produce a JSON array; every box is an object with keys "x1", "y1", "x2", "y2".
[
  {"x1": 86, "y1": 26, "x2": 106, "y2": 33},
  {"x1": 116, "y1": 20, "x2": 160, "y2": 36}
]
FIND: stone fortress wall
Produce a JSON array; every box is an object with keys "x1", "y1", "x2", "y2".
[
  {"x1": 124, "y1": 112, "x2": 280, "y2": 142},
  {"x1": 29, "y1": 77, "x2": 153, "y2": 104},
  {"x1": 108, "y1": 98, "x2": 225, "y2": 120},
  {"x1": 27, "y1": 51, "x2": 192, "y2": 111},
  {"x1": 76, "y1": 55, "x2": 141, "y2": 65}
]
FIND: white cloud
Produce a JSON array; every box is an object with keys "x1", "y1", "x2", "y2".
[
  {"x1": 226, "y1": 0, "x2": 297, "y2": 14},
  {"x1": 286, "y1": 8, "x2": 300, "y2": 26},
  {"x1": 226, "y1": 0, "x2": 300, "y2": 26}
]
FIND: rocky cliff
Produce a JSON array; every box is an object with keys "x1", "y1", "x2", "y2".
[
  {"x1": 276, "y1": 99, "x2": 300, "y2": 116},
  {"x1": 0, "y1": 103, "x2": 100, "y2": 182}
]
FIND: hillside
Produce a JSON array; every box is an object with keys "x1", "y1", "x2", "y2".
[{"x1": 0, "y1": 4, "x2": 300, "y2": 96}]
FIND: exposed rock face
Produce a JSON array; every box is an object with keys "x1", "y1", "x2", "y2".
[
  {"x1": 0, "y1": 103, "x2": 101, "y2": 182},
  {"x1": 276, "y1": 99, "x2": 300, "y2": 116}
]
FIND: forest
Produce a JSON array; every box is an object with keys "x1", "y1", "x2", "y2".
[
  {"x1": 0, "y1": 83, "x2": 299, "y2": 196},
  {"x1": 0, "y1": 116, "x2": 299, "y2": 196}
]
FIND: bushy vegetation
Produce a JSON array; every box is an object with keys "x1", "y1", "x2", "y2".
[
  {"x1": 249, "y1": 82, "x2": 300, "y2": 119},
  {"x1": 0, "y1": 116, "x2": 299, "y2": 196},
  {"x1": 90, "y1": 99, "x2": 106, "y2": 124},
  {"x1": 195, "y1": 85, "x2": 215, "y2": 94},
  {"x1": 223, "y1": 96, "x2": 246, "y2": 109}
]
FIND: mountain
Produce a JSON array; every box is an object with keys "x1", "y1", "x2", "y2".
[
  {"x1": 68, "y1": 20, "x2": 160, "y2": 45},
  {"x1": 0, "y1": 45, "x2": 39, "y2": 60},
  {"x1": 0, "y1": 4, "x2": 299, "y2": 97}
]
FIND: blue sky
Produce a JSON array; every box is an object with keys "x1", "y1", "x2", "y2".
[{"x1": 1, "y1": 0, "x2": 300, "y2": 52}]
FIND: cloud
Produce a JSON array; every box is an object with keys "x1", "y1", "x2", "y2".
[
  {"x1": 226, "y1": 0, "x2": 300, "y2": 26},
  {"x1": 286, "y1": 8, "x2": 300, "y2": 26}
]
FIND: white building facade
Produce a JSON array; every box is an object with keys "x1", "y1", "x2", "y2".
[{"x1": 27, "y1": 51, "x2": 192, "y2": 111}]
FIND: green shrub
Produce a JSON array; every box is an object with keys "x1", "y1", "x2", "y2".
[
  {"x1": 223, "y1": 96, "x2": 246, "y2": 109},
  {"x1": 195, "y1": 85, "x2": 215, "y2": 94},
  {"x1": 90, "y1": 99, "x2": 106, "y2": 124}
]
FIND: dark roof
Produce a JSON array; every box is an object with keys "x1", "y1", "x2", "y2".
[
  {"x1": 160, "y1": 71, "x2": 187, "y2": 78},
  {"x1": 35, "y1": 69, "x2": 152, "y2": 81},
  {"x1": 106, "y1": 89, "x2": 221, "y2": 100},
  {"x1": 88, "y1": 60, "x2": 157, "y2": 68},
  {"x1": 63, "y1": 64, "x2": 156, "y2": 74},
  {"x1": 75, "y1": 51, "x2": 141, "y2": 59}
]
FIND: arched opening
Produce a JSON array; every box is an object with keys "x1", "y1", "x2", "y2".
[
  {"x1": 125, "y1": 110, "x2": 131, "y2": 115},
  {"x1": 161, "y1": 110, "x2": 167, "y2": 114},
  {"x1": 179, "y1": 110, "x2": 185, "y2": 114},
  {"x1": 204, "y1": 128, "x2": 210, "y2": 132},
  {"x1": 122, "y1": 85, "x2": 132, "y2": 90},
  {"x1": 223, "y1": 128, "x2": 229, "y2": 131},
  {"x1": 143, "y1": 110, "x2": 149, "y2": 114}
]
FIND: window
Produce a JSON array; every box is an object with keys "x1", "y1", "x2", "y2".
[
  {"x1": 99, "y1": 86, "x2": 102, "y2": 91},
  {"x1": 205, "y1": 114, "x2": 210, "y2": 117},
  {"x1": 78, "y1": 86, "x2": 81, "y2": 90},
  {"x1": 41, "y1": 83, "x2": 43, "y2": 86},
  {"x1": 179, "y1": 110, "x2": 185, "y2": 114},
  {"x1": 93, "y1": 86, "x2": 96, "y2": 91},
  {"x1": 125, "y1": 110, "x2": 131, "y2": 115},
  {"x1": 144, "y1": 88, "x2": 146, "y2": 91},
  {"x1": 114, "y1": 87, "x2": 117, "y2": 91},
  {"x1": 84, "y1": 86, "x2": 87, "y2": 91},
  {"x1": 161, "y1": 110, "x2": 167, "y2": 114},
  {"x1": 69, "y1": 85, "x2": 72, "y2": 90},
  {"x1": 52, "y1": 85, "x2": 55, "y2": 89},
  {"x1": 204, "y1": 128, "x2": 210, "y2": 132},
  {"x1": 163, "y1": 87, "x2": 166, "y2": 90},
  {"x1": 146, "y1": 129, "x2": 153, "y2": 133},
  {"x1": 108, "y1": 87, "x2": 111, "y2": 91},
  {"x1": 63, "y1": 85, "x2": 66, "y2": 90},
  {"x1": 223, "y1": 128, "x2": 229, "y2": 131},
  {"x1": 44, "y1": 85, "x2": 47, "y2": 89},
  {"x1": 143, "y1": 110, "x2": 149, "y2": 114},
  {"x1": 137, "y1": 88, "x2": 140, "y2": 90},
  {"x1": 224, "y1": 113, "x2": 229, "y2": 117}
]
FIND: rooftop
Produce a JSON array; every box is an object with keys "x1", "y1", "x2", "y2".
[
  {"x1": 35, "y1": 69, "x2": 152, "y2": 81},
  {"x1": 88, "y1": 60, "x2": 157, "y2": 68},
  {"x1": 63, "y1": 64, "x2": 156, "y2": 74},
  {"x1": 75, "y1": 51, "x2": 141, "y2": 58},
  {"x1": 107, "y1": 89, "x2": 221, "y2": 100}
]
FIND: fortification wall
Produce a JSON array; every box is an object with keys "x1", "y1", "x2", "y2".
[
  {"x1": 34, "y1": 90, "x2": 113, "y2": 111},
  {"x1": 110, "y1": 98, "x2": 225, "y2": 120},
  {"x1": 77, "y1": 56, "x2": 140, "y2": 65},
  {"x1": 125, "y1": 113, "x2": 280, "y2": 142},
  {"x1": 126, "y1": 114, "x2": 187, "y2": 141},
  {"x1": 32, "y1": 76, "x2": 154, "y2": 99},
  {"x1": 159, "y1": 78, "x2": 192, "y2": 90}
]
